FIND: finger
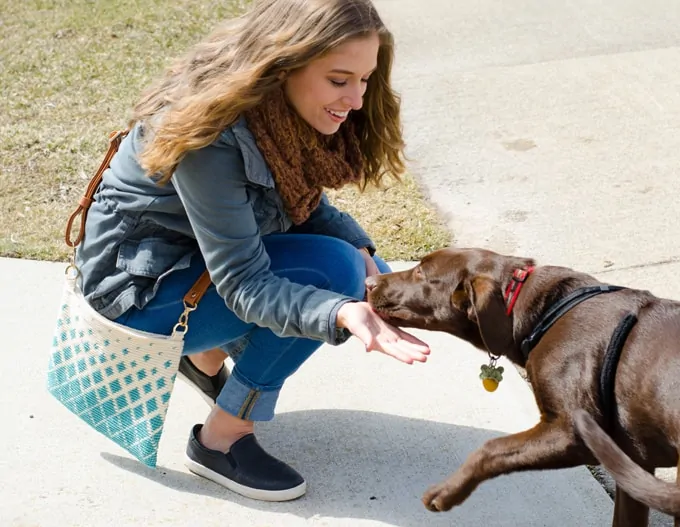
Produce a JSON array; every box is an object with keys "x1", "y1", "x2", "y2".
[
  {"x1": 402, "y1": 347, "x2": 429, "y2": 362},
  {"x1": 384, "y1": 341, "x2": 429, "y2": 364},
  {"x1": 380, "y1": 344, "x2": 415, "y2": 364},
  {"x1": 366, "y1": 319, "x2": 430, "y2": 354},
  {"x1": 371, "y1": 338, "x2": 429, "y2": 364},
  {"x1": 372, "y1": 314, "x2": 429, "y2": 347},
  {"x1": 395, "y1": 329, "x2": 431, "y2": 352},
  {"x1": 391, "y1": 341, "x2": 429, "y2": 361}
]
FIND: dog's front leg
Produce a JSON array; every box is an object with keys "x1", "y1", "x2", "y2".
[{"x1": 423, "y1": 419, "x2": 593, "y2": 512}]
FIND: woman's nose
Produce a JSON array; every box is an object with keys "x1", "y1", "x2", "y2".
[{"x1": 343, "y1": 87, "x2": 364, "y2": 110}]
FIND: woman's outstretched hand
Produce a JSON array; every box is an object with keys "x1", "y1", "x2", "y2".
[{"x1": 336, "y1": 301, "x2": 430, "y2": 364}]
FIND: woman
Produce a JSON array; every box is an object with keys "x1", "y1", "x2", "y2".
[{"x1": 76, "y1": 0, "x2": 430, "y2": 503}]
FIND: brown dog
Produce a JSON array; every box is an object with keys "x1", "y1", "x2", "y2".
[{"x1": 366, "y1": 247, "x2": 680, "y2": 527}]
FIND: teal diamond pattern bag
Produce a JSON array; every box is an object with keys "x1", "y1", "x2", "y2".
[
  {"x1": 47, "y1": 270, "x2": 186, "y2": 467},
  {"x1": 47, "y1": 130, "x2": 211, "y2": 468}
]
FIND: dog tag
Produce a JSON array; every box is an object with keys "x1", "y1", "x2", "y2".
[{"x1": 480, "y1": 363, "x2": 504, "y2": 392}]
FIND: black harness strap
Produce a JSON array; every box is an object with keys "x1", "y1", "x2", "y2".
[
  {"x1": 520, "y1": 285, "x2": 627, "y2": 358},
  {"x1": 599, "y1": 313, "x2": 638, "y2": 428},
  {"x1": 517, "y1": 283, "x2": 639, "y2": 430}
]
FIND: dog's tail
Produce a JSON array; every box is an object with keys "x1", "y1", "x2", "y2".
[{"x1": 573, "y1": 409, "x2": 680, "y2": 517}]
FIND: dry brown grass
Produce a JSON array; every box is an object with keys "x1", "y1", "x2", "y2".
[{"x1": 0, "y1": 0, "x2": 451, "y2": 262}]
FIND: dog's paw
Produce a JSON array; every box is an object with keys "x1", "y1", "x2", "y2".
[{"x1": 422, "y1": 483, "x2": 455, "y2": 512}]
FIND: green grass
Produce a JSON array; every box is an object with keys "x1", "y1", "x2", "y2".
[{"x1": 0, "y1": 0, "x2": 451, "y2": 262}]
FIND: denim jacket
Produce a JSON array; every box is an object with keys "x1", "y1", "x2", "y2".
[{"x1": 75, "y1": 116, "x2": 376, "y2": 345}]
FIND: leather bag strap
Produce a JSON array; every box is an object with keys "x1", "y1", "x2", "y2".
[
  {"x1": 183, "y1": 267, "x2": 213, "y2": 308},
  {"x1": 65, "y1": 129, "x2": 212, "y2": 308},
  {"x1": 65, "y1": 130, "x2": 127, "y2": 248}
]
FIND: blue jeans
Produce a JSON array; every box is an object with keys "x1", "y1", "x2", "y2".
[{"x1": 115, "y1": 234, "x2": 390, "y2": 421}]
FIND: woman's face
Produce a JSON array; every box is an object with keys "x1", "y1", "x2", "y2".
[{"x1": 283, "y1": 33, "x2": 379, "y2": 135}]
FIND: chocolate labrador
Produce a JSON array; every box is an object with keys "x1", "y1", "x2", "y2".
[{"x1": 365, "y1": 247, "x2": 680, "y2": 526}]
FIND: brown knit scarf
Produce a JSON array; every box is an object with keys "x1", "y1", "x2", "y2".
[{"x1": 244, "y1": 87, "x2": 364, "y2": 225}]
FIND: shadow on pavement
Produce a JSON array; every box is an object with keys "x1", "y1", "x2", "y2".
[{"x1": 101, "y1": 408, "x2": 506, "y2": 526}]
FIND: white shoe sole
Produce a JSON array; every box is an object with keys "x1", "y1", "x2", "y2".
[
  {"x1": 177, "y1": 370, "x2": 217, "y2": 408},
  {"x1": 185, "y1": 455, "x2": 307, "y2": 502}
]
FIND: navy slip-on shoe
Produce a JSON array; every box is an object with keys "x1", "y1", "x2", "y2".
[
  {"x1": 177, "y1": 356, "x2": 229, "y2": 406},
  {"x1": 185, "y1": 424, "x2": 307, "y2": 502}
]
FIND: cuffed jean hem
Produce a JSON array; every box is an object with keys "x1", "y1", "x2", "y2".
[{"x1": 215, "y1": 372, "x2": 280, "y2": 421}]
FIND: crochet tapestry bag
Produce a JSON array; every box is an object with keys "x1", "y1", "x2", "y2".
[{"x1": 46, "y1": 130, "x2": 211, "y2": 467}]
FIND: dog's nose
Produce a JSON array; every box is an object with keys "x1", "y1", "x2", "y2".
[{"x1": 365, "y1": 275, "x2": 378, "y2": 292}]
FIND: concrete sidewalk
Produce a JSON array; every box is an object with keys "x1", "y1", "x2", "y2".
[
  {"x1": 1, "y1": 257, "x2": 614, "y2": 527},
  {"x1": 6, "y1": 0, "x2": 680, "y2": 524}
]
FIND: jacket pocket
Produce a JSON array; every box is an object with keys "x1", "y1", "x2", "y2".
[{"x1": 116, "y1": 237, "x2": 194, "y2": 279}]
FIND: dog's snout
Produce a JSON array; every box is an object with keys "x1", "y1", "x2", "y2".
[{"x1": 365, "y1": 275, "x2": 378, "y2": 292}]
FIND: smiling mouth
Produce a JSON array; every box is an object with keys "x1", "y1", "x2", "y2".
[{"x1": 325, "y1": 108, "x2": 349, "y2": 122}]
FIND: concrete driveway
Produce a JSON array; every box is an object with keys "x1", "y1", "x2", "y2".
[{"x1": 4, "y1": 0, "x2": 680, "y2": 525}]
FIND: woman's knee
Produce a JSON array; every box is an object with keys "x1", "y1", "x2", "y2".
[
  {"x1": 264, "y1": 234, "x2": 366, "y2": 300},
  {"x1": 322, "y1": 238, "x2": 366, "y2": 299}
]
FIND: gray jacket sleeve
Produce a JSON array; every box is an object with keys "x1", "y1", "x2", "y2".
[
  {"x1": 289, "y1": 193, "x2": 377, "y2": 255},
  {"x1": 171, "y1": 140, "x2": 355, "y2": 345}
]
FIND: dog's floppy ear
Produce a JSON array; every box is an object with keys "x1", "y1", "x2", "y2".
[
  {"x1": 450, "y1": 276, "x2": 497, "y2": 322},
  {"x1": 451, "y1": 283, "x2": 473, "y2": 319},
  {"x1": 460, "y1": 276, "x2": 515, "y2": 357}
]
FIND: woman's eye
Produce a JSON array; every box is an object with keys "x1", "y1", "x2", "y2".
[{"x1": 330, "y1": 79, "x2": 347, "y2": 87}]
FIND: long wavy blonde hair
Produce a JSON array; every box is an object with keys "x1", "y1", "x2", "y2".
[{"x1": 130, "y1": 0, "x2": 405, "y2": 186}]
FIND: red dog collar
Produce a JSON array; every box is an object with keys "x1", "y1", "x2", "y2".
[{"x1": 504, "y1": 266, "x2": 535, "y2": 315}]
